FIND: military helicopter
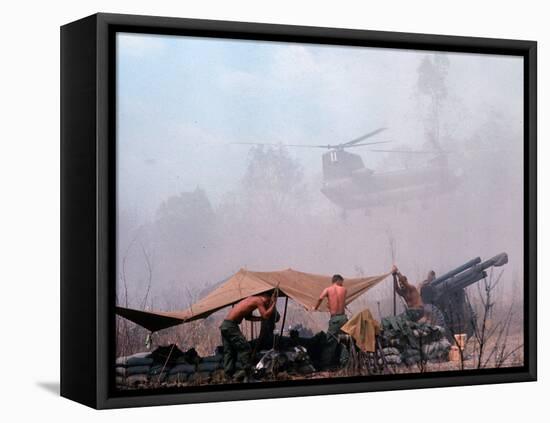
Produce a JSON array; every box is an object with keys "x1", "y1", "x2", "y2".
[{"x1": 234, "y1": 128, "x2": 461, "y2": 214}]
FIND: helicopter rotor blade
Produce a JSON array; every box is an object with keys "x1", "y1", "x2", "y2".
[
  {"x1": 342, "y1": 127, "x2": 388, "y2": 147},
  {"x1": 342, "y1": 141, "x2": 393, "y2": 148},
  {"x1": 283, "y1": 144, "x2": 336, "y2": 149},
  {"x1": 231, "y1": 142, "x2": 286, "y2": 147},
  {"x1": 368, "y1": 149, "x2": 451, "y2": 154},
  {"x1": 231, "y1": 142, "x2": 338, "y2": 149}
]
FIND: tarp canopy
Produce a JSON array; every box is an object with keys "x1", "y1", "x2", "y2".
[{"x1": 116, "y1": 268, "x2": 390, "y2": 332}]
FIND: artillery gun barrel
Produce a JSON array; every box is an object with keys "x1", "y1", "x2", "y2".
[
  {"x1": 434, "y1": 270, "x2": 488, "y2": 299},
  {"x1": 478, "y1": 252, "x2": 508, "y2": 269},
  {"x1": 431, "y1": 257, "x2": 481, "y2": 287},
  {"x1": 430, "y1": 252, "x2": 508, "y2": 300}
]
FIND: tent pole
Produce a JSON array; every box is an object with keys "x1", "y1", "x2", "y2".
[
  {"x1": 279, "y1": 296, "x2": 289, "y2": 339},
  {"x1": 392, "y1": 273, "x2": 397, "y2": 316}
]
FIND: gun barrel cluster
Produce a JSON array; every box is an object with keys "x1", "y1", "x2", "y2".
[{"x1": 423, "y1": 253, "x2": 508, "y2": 302}]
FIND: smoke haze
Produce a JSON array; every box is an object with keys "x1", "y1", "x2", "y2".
[{"x1": 116, "y1": 33, "x2": 523, "y2": 314}]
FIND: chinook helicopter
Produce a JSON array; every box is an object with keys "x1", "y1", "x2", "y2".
[{"x1": 235, "y1": 128, "x2": 462, "y2": 213}]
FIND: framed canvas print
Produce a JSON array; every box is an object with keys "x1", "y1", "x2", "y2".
[{"x1": 60, "y1": 13, "x2": 537, "y2": 409}]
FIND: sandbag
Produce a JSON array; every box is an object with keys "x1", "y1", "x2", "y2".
[
  {"x1": 167, "y1": 372, "x2": 189, "y2": 384},
  {"x1": 115, "y1": 376, "x2": 125, "y2": 385},
  {"x1": 149, "y1": 372, "x2": 168, "y2": 383},
  {"x1": 197, "y1": 361, "x2": 222, "y2": 372},
  {"x1": 169, "y1": 363, "x2": 196, "y2": 374},
  {"x1": 149, "y1": 365, "x2": 169, "y2": 376},
  {"x1": 188, "y1": 371, "x2": 211, "y2": 383},
  {"x1": 421, "y1": 338, "x2": 451, "y2": 360},
  {"x1": 202, "y1": 354, "x2": 223, "y2": 363},
  {"x1": 175, "y1": 356, "x2": 191, "y2": 365},
  {"x1": 115, "y1": 366, "x2": 127, "y2": 377},
  {"x1": 382, "y1": 347, "x2": 400, "y2": 356},
  {"x1": 383, "y1": 354, "x2": 402, "y2": 365},
  {"x1": 116, "y1": 352, "x2": 153, "y2": 367},
  {"x1": 126, "y1": 365, "x2": 151, "y2": 376},
  {"x1": 126, "y1": 374, "x2": 148, "y2": 386}
]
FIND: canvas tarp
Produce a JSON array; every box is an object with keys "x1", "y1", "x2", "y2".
[
  {"x1": 116, "y1": 268, "x2": 390, "y2": 332},
  {"x1": 340, "y1": 308, "x2": 381, "y2": 353}
]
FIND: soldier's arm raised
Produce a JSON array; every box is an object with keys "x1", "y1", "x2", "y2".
[
  {"x1": 397, "y1": 273, "x2": 412, "y2": 289},
  {"x1": 393, "y1": 273, "x2": 406, "y2": 296},
  {"x1": 257, "y1": 299, "x2": 276, "y2": 319},
  {"x1": 313, "y1": 288, "x2": 328, "y2": 311}
]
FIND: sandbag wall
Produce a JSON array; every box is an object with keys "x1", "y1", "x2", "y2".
[
  {"x1": 379, "y1": 316, "x2": 452, "y2": 365},
  {"x1": 116, "y1": 349, "x2": 224, "y2": 388},
  {"x1": 116, "y1": 344, "x2": 317, "y2": 388}
]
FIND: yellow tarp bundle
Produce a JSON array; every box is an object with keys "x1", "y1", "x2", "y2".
[
  {"x1": 341, "y1": 308, "x2": 381, "y2": 352},
  {"x1": 116, "y1": 268, "x2": 390, "y2": 333}
]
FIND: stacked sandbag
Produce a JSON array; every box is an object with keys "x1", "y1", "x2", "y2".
[
  {"x1": 149, "y1": 364, "x2": 170, "y2": 384},
  {"x1": 115, "y1": 352, "x2": 153, "y2": 388},
  {"x1": 379, "y1": 315, "x2": 451, "y2": 365},
  {"x1": 187, "y1": 352, "x2": 224, "y2": 384},
  {"x1": 421, "y1": 337, "x2": 452, "y2": 360},
  {"x1": 116, "y1": 343, "x2": 316, "y2": 388},
  {"x1": 381, "y1": 347, "x2": 402, "y2": 365},
  {"x1": 166, "y1": 360, "x2": 196, "y2": 385},
  {"x1": 117, "y1": 347, "x2": 228, "y2": 388}
]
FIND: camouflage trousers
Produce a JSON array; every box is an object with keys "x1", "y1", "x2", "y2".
[
  {"x1": 324, "y1": 314, "x2": 349, "y2": 367},
  {"x1": 220, "y1": 320, "x2": 251, "y2": 377}
]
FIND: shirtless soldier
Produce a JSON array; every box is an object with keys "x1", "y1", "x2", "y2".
[
  {"x1": 313, "y1": 274, "x2": 349, "y2": 367},
  {"x1": 392, "y1": 265, "x2": 425, "y2": 321},
  {"x1": 219, "y1": 291, "x2": 277, "y2": 380}
]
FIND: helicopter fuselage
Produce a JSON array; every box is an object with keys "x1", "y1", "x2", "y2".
[{"x1": 320, "y1": 150, "x2": 459, "y2": 210}]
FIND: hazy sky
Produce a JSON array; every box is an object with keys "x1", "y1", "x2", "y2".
[
  {"x1": 114, "y1": 31, "x2": 526, "y2": 316},
  {"x1": 116, "y1": 32, "x2": 523, "y2": 220}
]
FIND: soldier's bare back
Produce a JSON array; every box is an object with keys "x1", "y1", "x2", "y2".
[
  {"x1": 317, "y1": 284, "x2": 347, "y2": 315},
  {"x1": 226, "y1": 295, "x2": 274, "y2": 323}
]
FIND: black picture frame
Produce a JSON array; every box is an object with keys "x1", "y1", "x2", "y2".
[{"x1": 60, "y1": 12, "x2": 537, "y2": 409}]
